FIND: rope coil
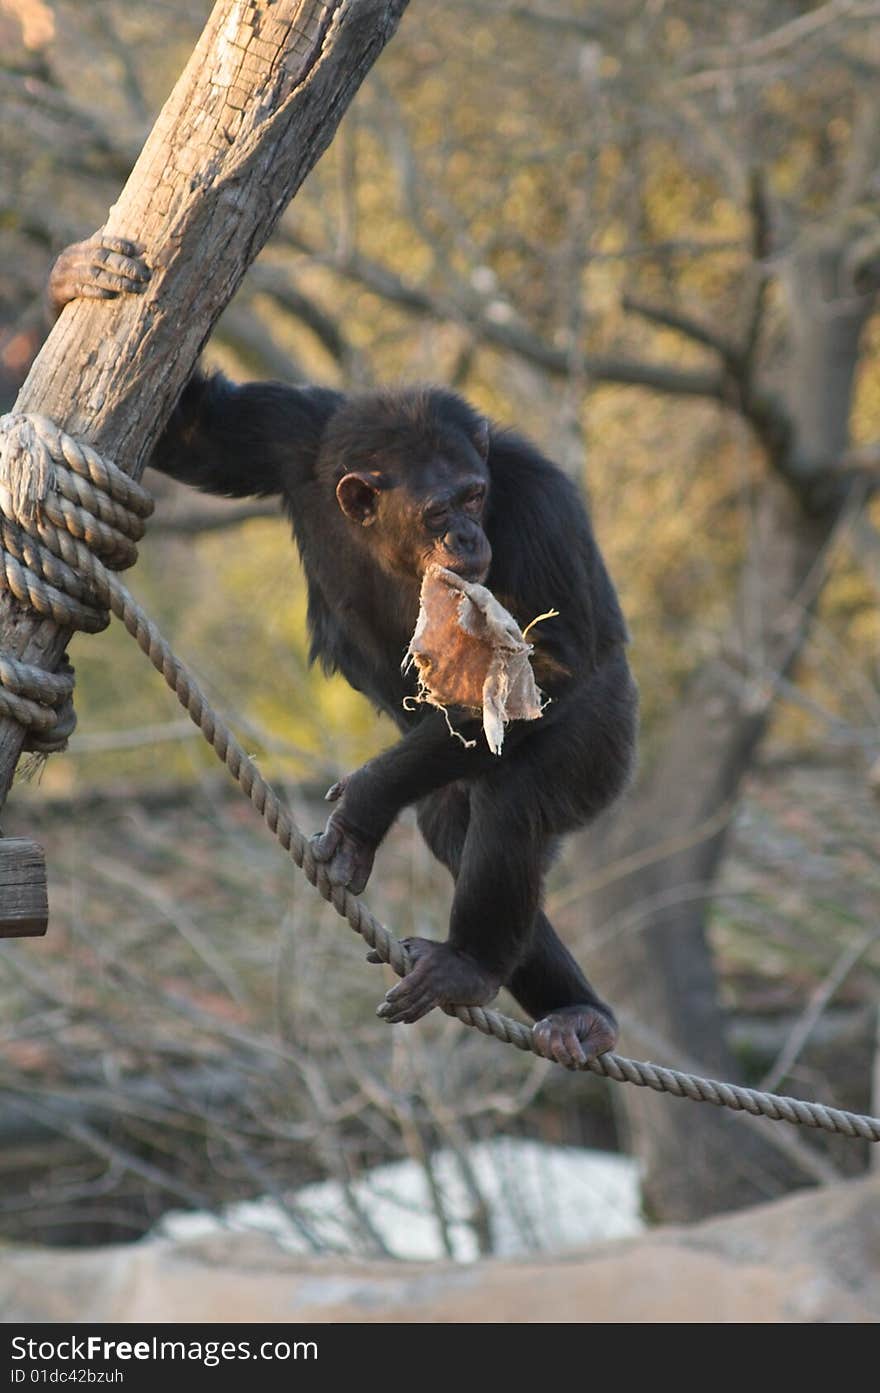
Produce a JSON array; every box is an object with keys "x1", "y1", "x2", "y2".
[
  {"x1": 1, "y1": 410, "x2": 878, "y2": 1144},
  {"x1": 0, "y1": 412, "x2": 152, "y2": 750}
]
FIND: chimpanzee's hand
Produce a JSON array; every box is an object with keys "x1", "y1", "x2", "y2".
[
  {"x1": 371, "y1": 937, "x2": 501, "y2": 1024},
  {"x1": 532, "y1": 1004, "x2": 618, "y2": 1068},
  {"x1": 48, "y1": 232, "x2": 150, "y2": 319},
  {"x1": 309, "y1": 779, "x2": 377, "y2": 895}
]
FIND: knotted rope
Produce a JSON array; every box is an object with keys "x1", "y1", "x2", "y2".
[
  {"x1": 0, "y1": 413, "x2": 153, "y2": 752},
  {"x1": 1, "y1": 411, "x2": 878, "y2": 1144}
]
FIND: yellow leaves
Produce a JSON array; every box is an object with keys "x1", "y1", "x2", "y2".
[
  {"x1": 598, "y1": 145, "x2": 623, "y2": 183},
  {"x1": 0, "y1": 0, "x2": 54, "y2": 51},
  {"x1": 663, "y1": 15, "x2": 691, "y2": 53},
  {"x1": 584, "y1": 388, "x2": 755, "y2": 739},
  {"x1": 849, "y1": 316, "x2": 880, "y2": 446},
  {"x1": 193, "y1": 520, "x2": 385, "y2": 772}
]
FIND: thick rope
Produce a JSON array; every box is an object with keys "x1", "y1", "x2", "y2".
[
  {"x1": 1, "y1": 411, "x2": 878, "y2": 1145},
  {"x1": 0, "y1": 413, "x2": 153, "y2": 752}
]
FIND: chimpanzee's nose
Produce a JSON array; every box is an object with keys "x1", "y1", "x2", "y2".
[
  {"x1": 444, "y1": 524, "x2": 476, "y2": 554},
  {"x1": 441, "y1": 524, "x2": 491, "y2": 582}
]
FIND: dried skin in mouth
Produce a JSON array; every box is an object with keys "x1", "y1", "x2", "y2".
[{"x1": 404, "y1": 565, "x2": 547, "y2": 754}]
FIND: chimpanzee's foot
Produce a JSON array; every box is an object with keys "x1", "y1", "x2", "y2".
[
  {"x1": 372, "y1": 938, "x2": 500, "y2": 1024},
  {"x1": 533, "y1": 1003, "x2": 618, "y2": 1067},
  {"x1": 48, "y1": 232, "x2": 150, "y2": 318}
]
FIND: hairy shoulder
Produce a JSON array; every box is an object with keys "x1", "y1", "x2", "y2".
[
  {"x1": 486, "y1": 430, "x2": 594, "y2": 584},
  {"x1": 486, "y1": 428, "x2": 628, "y2": 667}
]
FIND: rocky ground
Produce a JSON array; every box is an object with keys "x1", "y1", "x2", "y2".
[{"x1": 2, "y1": 1170, "x2": 878, "y2": 1323}]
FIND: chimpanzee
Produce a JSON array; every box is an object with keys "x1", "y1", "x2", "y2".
[{"x1": 48, "y1": 233, "x2": 638, "y2": 1066}]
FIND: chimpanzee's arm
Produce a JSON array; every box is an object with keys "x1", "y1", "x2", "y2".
[
  {"x1": 150, "y1": 370, "x2": 343, "y2": 500},
  {"x1": 311, "y1": 643, "x2": 634, "y2": 894},
  {"x1": 334, "y1": 705, "x2": 509, "y2": 830},
  {"x1": 308, "y1": 706, "x2": 501, "y2": 894}
]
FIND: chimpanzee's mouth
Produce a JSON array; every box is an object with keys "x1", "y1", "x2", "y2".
[{"x1": 444, "y1": 561, "x2": 490, "y2": 585}]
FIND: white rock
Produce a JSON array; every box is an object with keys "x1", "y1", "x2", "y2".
[{"x1": 158, "y1": 1139, "x2": 643, "y2": 1261}]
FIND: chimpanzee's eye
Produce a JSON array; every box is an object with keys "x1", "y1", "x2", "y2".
[
  {"x1": 463, "y1": 488, "x2": 486, "y2": 514},
  {"x1": 424, "y1": 506, "x2": 449, "y2": 535}
]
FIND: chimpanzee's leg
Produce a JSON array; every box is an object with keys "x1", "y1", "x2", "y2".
[
  {"x1": 447, "y1": 781, "x2": 544, "y2": 980},
  {"x1": 377, "y1": 780, "x2": 545, "y2": 1024},
  {"x1": 380, "y1": 757, "x2": 618, "y2": 1064},
  {"x1": 415, "y1": 782, "x2": 470, "y2": 875},
  {"x1": 506, "y1": 912, "x2": 617, "y2": 1066}
]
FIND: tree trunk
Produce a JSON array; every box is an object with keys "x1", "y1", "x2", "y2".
[
  {"x1": 586, "y1": 227, "x2": 876, "y2": 1220},
  {"x1": 0, "y1": 0, "x2": 408, "y2": 812},
  {"x1": 591, "y1": 481, "x2": 836, "y2": 1218}
]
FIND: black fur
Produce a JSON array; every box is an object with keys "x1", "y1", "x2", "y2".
[{"x1": 151, "y1": 370, "x2": 638, "y2": 1031}]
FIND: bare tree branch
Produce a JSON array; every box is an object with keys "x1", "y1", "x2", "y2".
[
  {"x1": 621, "y1": 293, "x2": 741, "y2": 367},
  {"x1": 280, "y1": 233, "x2": 729, "y2": 400},
  {"x1": 249, "y1": 264, "x2": 359, "y2": 371}
]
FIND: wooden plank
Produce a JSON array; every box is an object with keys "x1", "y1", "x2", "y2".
[{"x1": 0, "y1": 838, "x2": 48, "y2": 937}]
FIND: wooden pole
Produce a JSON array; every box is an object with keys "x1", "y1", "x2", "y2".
[{"x1": 0, "y1": 0, "x2": 408, "y2": 823}]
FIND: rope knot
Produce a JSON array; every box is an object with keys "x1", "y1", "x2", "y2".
[{"x1": 0, "y1": 412, "x2": 154, "y2": 754}]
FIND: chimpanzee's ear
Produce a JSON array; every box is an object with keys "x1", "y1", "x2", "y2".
[
  {"x1": 336, "y1": 472, "x2": 380, "y2": 525},
  {"x1": 472, "y1": 416, "x2": 490, "y2": 462}
]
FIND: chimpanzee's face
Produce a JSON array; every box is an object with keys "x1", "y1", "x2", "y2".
[{"x1": 335, "y1": 446, "x2": 492, "y2": 585}]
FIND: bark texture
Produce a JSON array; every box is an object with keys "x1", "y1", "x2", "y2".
[
  {"x1": 0, "y1": 0, "x2": 408, "y2": 810},
  {"x1": 0, "y1": 839, "x2": 48, "y2": 937}
]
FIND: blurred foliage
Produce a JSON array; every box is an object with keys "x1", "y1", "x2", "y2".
[{"x1": 0, "y1": 0, "x2": 877, "y2": 797}]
